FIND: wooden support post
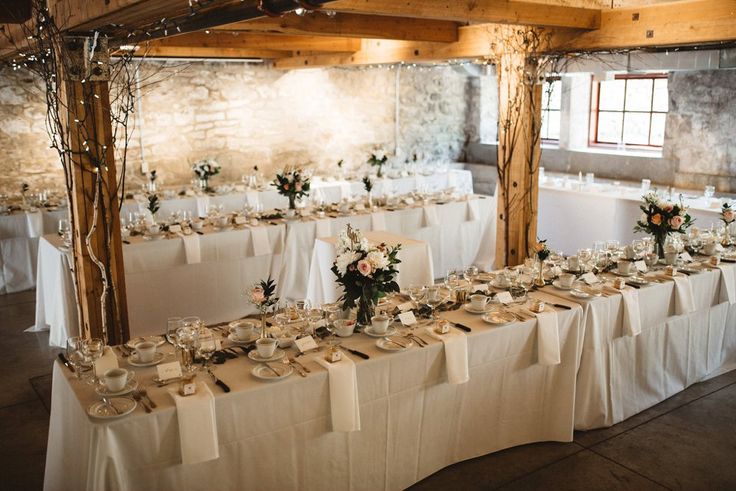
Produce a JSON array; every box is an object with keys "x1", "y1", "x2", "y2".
[
  {"x1": 495, "y1": 50, "x2": 542, "y2": 267},
  {"x1": 62, "y1": 36, "x2": 129, "y2": 344}
]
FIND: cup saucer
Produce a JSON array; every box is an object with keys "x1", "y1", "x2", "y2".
[
  {"x1": 128, "y1": 352, "x2": 165, "y2": 367},
  {"x1": 462, "y1": 303, "x2": 493, "y2": 314},
  {"x1": 363, "y1": 325, "x2": 397, "y2": 337},
  {"x1": 612, "y1": 270, "x2": 636, "y2": 277},
  {"x1": 228, "y1": 333, "x2": 258, "y2": 344},
  {"x1": 247, "y1": 348, "x2": 285, "y2": 363},
  {"x1": 87, "y1": 397, "x2": 137, "y2": 420},
  {"x1": 95, "y1": 379, "x2": 138, "y2": 397},
  {"x1": 552, "y1": 280, "x2": 573, "y2": 290}
]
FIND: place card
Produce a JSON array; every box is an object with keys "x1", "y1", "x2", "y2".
[
  {"x1": 169, "y1": 224, "x2": 182, "y2": 233},
  {"x1": 581, "y1": 272, "x2": 599, "y2": 285},
  {"x1": 397, "y1": 301, "x2": 414, "y2": 312},
  {"x1": 680, "y1": 252, "x2": 693, "y2": 262},
  {"x1": 398, "y1": 311, "x2": 417, "y2": 326},
  {"x1": 295, "y1": 335, "x2": 319, "y2": 353},
  {"x1": 234, "y1": 216, "x2": 246, "y2": 225},
  {"x1": 635, "y1": 260, "x2": 648, "y2": 273},
  {"x1": 496, "y1": 291, "x2": 513, "y2": 304},
  {"x1": 157, "y1": 361, "x2": 183, "y2": 381}
]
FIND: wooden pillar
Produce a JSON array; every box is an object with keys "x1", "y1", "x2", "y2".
[
  {"x1": 495, "y1": 50, "x2": 543, "y2": 267},
  {"x1": 62, "y1": 37, "x2": 129, "y2": 344}
]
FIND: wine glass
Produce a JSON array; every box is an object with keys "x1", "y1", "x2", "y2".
[
  {"x1": 463, "y1": 265, "x2": 479, "y2": 284},
  {"x1": 407, "y1": 284, "x2": 426, "y2": 308},
  {"x1": 65, "y1": 336, "x2": 85, "y2": 380},
  {"x1": 578, "y1": 249, "x2": 593, "y2": 271},
  {"x1": 166, "y1": 317, "x2": 181, "y2": 345},
  {"x1": 444, "y1": 270, "x2": 459, "y2": 289},
  {"x1": 82, "y1": 338, "x2": 104, "y2": 386},
  {"x1": 424, "y1": 286, "x2": 449, "y2": 328},
  {"x1": 196, "y1": 328, "x2": 216, "y2": 371}
]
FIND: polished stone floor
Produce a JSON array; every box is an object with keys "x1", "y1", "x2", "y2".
[{"x1": 2, "y1": 289, "x2": 736, "y2": 490}]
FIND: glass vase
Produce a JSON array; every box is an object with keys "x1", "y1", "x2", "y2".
[
  {"x1": 259, "y1": 312, "x2": 268, "y2": 339},
  {"x1": 356, "y1": 295, "x2": 375, "y2": 328},
  {"x1": 653, "y1": 232, "x2": 668, "y2": 259},
  {"x1": 198, "y1": 178, "x2": 209, "y2": 191}
]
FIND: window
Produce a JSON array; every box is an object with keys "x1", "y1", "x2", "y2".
[
  {"x1": 593, "y1": 73, "x2": 668, "y2": 148},
  {"x1": 541, "y1": 78, "x2": 561, "y2": 141}
]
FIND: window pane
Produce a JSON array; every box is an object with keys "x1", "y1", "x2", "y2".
[
  {"x1": 597, "y1": 111, "x2": 623, "y2": 143},
  {"x1": 650, "y1": 112, "x2": 667, "y2": 146},
  {"x1": 541, "y1": 110, "x2": 549, "y2": 139},
  {"x1": 543, "y1": 80, "x2": 561, "y2": 110},
  {"x1": 598, "y1": 80, "x2": 625, "y2": 111},
  {"x1": 652, "y1": 78, "x2": 668, "y2": 112},
  {"x1": 546, "y1": 109, "x2": 561, "y2": 140},
  {"x1": 623, "y1": 112, "x2": 651, "y2": 145},
  {"x1": 624, "y1": 78, "x2": 653, "y2": 111}
]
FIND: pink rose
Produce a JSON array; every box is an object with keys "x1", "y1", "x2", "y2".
[
  {"x1": 251, "y1": 287, "x2": 265, "y2": 304},
  {"x1": 669, "y1": 215, "x2": 684, "y2": 230},
  {"x1": 295, "y1": 183, "x2": 303, "y2": 192},
  {"x1": 663, "y1": 203, "x2": 674, "y2": 212},
  {"x1": 357, "y1": 259, "x2": 373, "y2": 276},
  {"x1": 725, "y1": 210, "x2": 735, "y2": 222},
  {"x1": 283, "y1": 183, "x2": 290, "y2": 191}
]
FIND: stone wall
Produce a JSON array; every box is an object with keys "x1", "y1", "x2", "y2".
[{"x1": 0, "y1": 61, "x2": 470, "y2": 194}]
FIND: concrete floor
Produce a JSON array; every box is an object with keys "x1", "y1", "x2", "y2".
[{"x1": 2, "y1": 290, "x2": 736, "y2": 491}]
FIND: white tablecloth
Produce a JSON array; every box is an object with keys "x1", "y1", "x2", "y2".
[
  {"x1": 305, "y1": 231, "x2": 434, "y2": 306},
  {"x1": 543, "y1": 263, "x2": 736, "y2": 429},
  {"x1": 44, "y1": 291, "x2": 583, "y2": 491},
  {"x1": 538, "y1": 178, "x2": 724, "y2": 255}
]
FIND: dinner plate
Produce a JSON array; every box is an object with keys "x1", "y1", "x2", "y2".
[
  {"x1": 376, "y1": 337, "x2": 413, "y2": 352},
  {"x1": 569, "y1": 288, "x2": 592, "y2": 299},
  {"x1": 612, "y1": 270, "x2": 636, "y2": 277},
  {"x1": 251, "y1": 363, "x2": 292, "y2": 381},
  {"x1": 228, "y1": 333, "x2": 259, "y2": 344},
  {"x1": 95, "y1": 379, "x2": 138, "y2": 397},
  {"x1": 247, "y1": 348, "x2": 285, "y2": 363},
  {"x1": 87, "y1": 397, "x2": 137, "y2": 420},
  {"x1": 481, "y1": 311, "x2": 516, "y2": 325},
  {"x1": 490, "y1": 280, "x2": 512, "y2": 290},
  {"x1": 125, "y1": 336, "x2": 165, "y2": 349},
  {"x1": 363, "y1": 325, "x2": 398, "y2": 337},
  {"x1": 552, "y1": 280, "x2": 573, "y2": 290},
  {"x1": 127, "y1": 352, "x2": 166, "y2": 367},
  {"x1": 462, "y1": 303, "x2": 494, "y2": 314},
  {"x1": 627, "y1": 276, "x2": 650, "y2": 286}
]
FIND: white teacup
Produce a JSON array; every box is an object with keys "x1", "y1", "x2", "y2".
[
  {"x1": 664, "y1": 251, "x2": 678, "y2": 265},
  {"x1": 617, "y1": 260, "x2": 634, "y2": 275},
  {"x1": 191, "y1": 220, "x2": 204, "y2": 231},
  {"x1": 558, "y1": 273, "x2": 575, "y2": 288},
  {"x1": 567, "y1": 255, "x2": 580, "y2": 271},
  {"x1": 277, "y1": 331, "x2": 297, "y2": 348},
  {"x1": 495, "y1": 273, "x2": 510, "y2": 288},
  {"x1": 147, "y1": 224, "x2": 161, "y2": 235},
  {"x1": 134, "y1": 341, "x2": 157, "y2": 363},
  {"x1": 371, "y1": 314, "x2": 390, "y2": 334},
  {"x1": 217, "y1": 216, "x2": 230, "y2": 228},
  {"x1": 703, "y1": 242, "x2": 717, "y2": 255},
  {"x1": 102, "y1": 368, "x2": 132, "y2": 392},
  {"x1": 470, "y1": 294, "x2": 489, "y2": 311},
  {"x1": 256, "y1": 338, "x2": 278, "y2": 358},
  {"x1": 229, "y1": 320, "x2": 256, "y2": 341},
  {"x1": 334, "y1": 319, "x2": 356, "y2": 337}
]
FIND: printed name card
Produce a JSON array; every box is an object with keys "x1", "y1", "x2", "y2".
[
  {"x1": 397, "y1": 301, "x2": 414, "y2": 312},
  {"x1": 169, "y1": 224, "x2": 182, "y2": 233},
  {"x1": 294, "y1": 335, "x2": 319, "y2": 353},
  {"x1": 234, "y1": 216, "x2": 246, "y2": 225},
  {"x1": 680, "y1": 252, "x2": 693, "y2": 262},
  {"x1": 496, "y1": 291, "x2": 513, "y2": 304},
  {"x1": 582, "y1": 272, "x2": 599, "y2": 285},
  {"x1": 156, "y1": 361, "x2": 183, "y2": 381},
  {"x1": 398, "y1": 311, "x2": 417, "y2": 326},
  {"x1": 635, "y1": 260, "x2": 648, "y2": 273}
]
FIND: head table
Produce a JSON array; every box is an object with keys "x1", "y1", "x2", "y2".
[{"x1": 33, "y1": 195, "x2": 495, "y2": 348}]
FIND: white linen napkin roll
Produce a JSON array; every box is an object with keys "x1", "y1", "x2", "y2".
[
  {"x1": 424, "y1": 327, "x2": 470, "y2": 384},
  {"x1": 466, "y1": 199, "x2": 480, "y2": 222},
  {"x1": 170, "y1": 383, "x2": 219, "y2": 465},
  {"x1": 371, "y1": 212, "x2": 387, "y2": 231},
  {"x1": 194, "y1": 196, "x2": 210, "y2": 218},
  {"x1": 717, "y1": 265, "x2": 736, "y2": 305},
  {"x1": 180, "y1": 233, "x2": 201, "y2": 264},
  {"x1": 535, "y1": 311, "x2": 561, "y2": 366},
  {"x1": 422, "y1": 205, "x2": 439, "y2": 228},
  {"x1": 620, "y1": 288, "x2": 642, "y2": 337},
  {"x1": 25, "y1": 211, "x2": 43, "y2": 238},
  {"x1": 314, "y1": 355, "x2": 361, "y2": 432},
  {"x1": 250, "y1": 226, "x2": 271, "y2": 256},
  {"x1": 315, "y1": 219, "x2": 332, "y2": 238},
  {"x1": 93, "y1": 346, "x2": 119, "y2": 378},
  {"x1": 672, "y1": 275, "x2": 696, "y2": 315}
]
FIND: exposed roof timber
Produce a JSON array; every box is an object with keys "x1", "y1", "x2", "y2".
[
  {"x1": 318, "y1": 0, "x2": 601, "y2": 30},
  {"x1": 0, "y1": 0, "x2": 32, "y2": 23},
  {"x1": 217, "y1": 12, "x2": 460, "y2": 43},
  {"x1": 153, "y1": 31, "x2": 362, "y2": 53},
  {"x1": 138, "y1": 44, "x2": 291, "y2": 59}
]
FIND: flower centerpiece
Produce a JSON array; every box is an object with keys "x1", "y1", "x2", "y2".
[
  {"x1": 721, "y1": 202, "x2": 735, "y2": 245},
  {"x1": 20, "y1": 182, "x2": 29, "y2": 206},
  {"x1": 331, "y1": 225, "x2": 401, "y2": 326},
  {"x1": 532, "y1": 239, "x2": 550, "y2": 286},
  {"x1": 192, "y1": 159, "x2": 221, "y2": 191},
  {"x1": 247, "y1": 276, "x2": 279, "y2": 338},
  {"x1": 273, "y1": 168, "x2": 311, "y2": 213},
  {"x1": 367, "y1": 151, "x2": 388, "y2": 178},
  {"x1": 146, "y1": 194, "x2": 160, "y2": 221},
  {"x1": 634, "y1": 192, "x2": 693, "y2": 258},
  {"x1": 362, "y1": 175, "x2": 373, "y2": 207}
]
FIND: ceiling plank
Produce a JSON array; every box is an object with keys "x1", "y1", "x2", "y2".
[
  {"x1": 217, "y1": 12, "x2": 459, "y2": 43},
  {"x1": 154, "y1": 31, "x2": 361, "y2": 53},
  {"x1": 320, "y1": 0, "x2": 601, "y2": 30},
  {"x1": 0, "y1": 0, "x2": 31, "y2": 23},
  {"x1": 138, "y1": 44, "x2": 290, "y2": 59}
]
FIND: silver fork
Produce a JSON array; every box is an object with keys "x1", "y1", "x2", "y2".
[
  {"x1": 288, "y1": 355, "x2": 310, "y2": 373},
  {"x1": 282, "y1": 356, "x2": 306, "y2": 377}
]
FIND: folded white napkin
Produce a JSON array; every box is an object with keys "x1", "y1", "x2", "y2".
[
  {"x1": 25, "y1": 211, "x2": 43, "y2": 238},
  {"x1": 672, "y1": 275, "x2": 696, "y2": 315},
  {"x1": 717, "y1": 265, "x2": 736, "y2": 305},
  {"x1": 245, "y1": 191, "x2": 259, "y2": 206},
  {"x1": 180, "y1": 233, "x2": 201, "y2": 264},
  {"x1": 93, "y1": 346, "x2": 119, "y2": 378},
  {"x1": 466, "y1": 199, "x2": 480, "y2": 222},
  {"x1": 620, "y1": 288, "x2": 642, "y2": 337},
  {"x1": 315, "y1": 219, "x2": 332, "y2": 238},
  {"x1": 422, "y1": 205, "x2": 439, "y2": 228},
  {"x1": 535, "y1": 311, "x2": 561, "y2": 366},
  {"x1": 170, "y1": 383, "x2": 219, "y2": 465},
  {"x1": 424, "y1": 327, "x2": 470, "y2": 384},
  {"x1": 195, "y1": 196, "x2": 210, "y2": 218},
  {"x1": 371, "y1": 212, "x2": 387, "y2": 231},
  {"x1": 250, "y1": 226, "x2": 271, "y2": 256},
  {"x1": 314, "y1": 355, "x2": 361, "y2": 432}
]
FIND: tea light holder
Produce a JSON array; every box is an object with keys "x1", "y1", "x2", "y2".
[
  {"x1": 710, "y1": 255, "x2": 721, "y2": 267},
  {"x1": 179, "y1": 374, "x2": 197, "y2": 397},
  {"x1": 325, "y1": 346, "x2": 342, "y2": 363},
  {"x1": 613, "y1": 278, "x2": 626, "y2": 290}
]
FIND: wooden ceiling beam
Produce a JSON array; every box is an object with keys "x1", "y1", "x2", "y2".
[
  {"x1": 217, "y1": 12, "x2": 459, "y2": 43},
  {"x1": 319, "y1": 0, "x2": 601, "y2": 30},
  {"x1": 0, "y1": 0, "x2": 31, "y2": 23},
  {"x1": 153, "y1": 31, "x2": 361, "y2": 53},
  {"x1": 138, "y1": 44, "x2": 291, "y2": 59}
]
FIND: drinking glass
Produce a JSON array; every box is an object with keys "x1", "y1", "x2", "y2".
[
  {"x1": 641, "y1": 179, "x2": 651, "y2": 192},
  {"x1": 593, "y1": 241, "x2": 606, "y2": 253},
  {"x1": 444, "y1": 269, "x2": 459, "y2": 289},
  {"x1": 57, "y1": 219, "x2": 69, "y2": 237},
  {"x1": 606, "y1": 240, "x2": 620, "y2": 251},
  {"x1": 463, "y1": 265, "x2": 479, "y2": 284},
  {"x1": 82, "y1": 338, "x2": 104, "y2": 385},
  {"x1": 166, "y1": 317, "x2": 182, "y2": 345},
  {"x1": 632, "y1": 239, "x2": 646, "y2": 259},
  {"x1": 578, "y1": 248, "x2": 593, "y2": 269},
  {"x1": 407, "y1": 284, "x2": 426, "y2": 307},
  {"x1": 66, "y1": 336, "x2": 85, "y2": 380},
  {"x1": 424, "y1": 285, "x2": 449, "y2": 327},
  {"x1": 704, "y1": 185, "x2": 715, "y2": 200},
  {"x1": 196, "y1": 328, "x2": 216, "y2": 371}
]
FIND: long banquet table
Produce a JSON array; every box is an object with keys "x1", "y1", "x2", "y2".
[
  {"x1": 35, "y1": 195, "x2": 496, "y2": 347},
  {"x1": 44, "y1": 290, "x2": 583, "y2": 491}
]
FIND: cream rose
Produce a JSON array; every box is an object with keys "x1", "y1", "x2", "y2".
[
  {"x1": 669, "y1": 215, "x2": 684, "y2": 229},
  {"x1": 724, "y1": 210, "x2": 735, "y2": 223},
  {"x1": 357, "y1": 259, "x2": 373, "y2": 277}
]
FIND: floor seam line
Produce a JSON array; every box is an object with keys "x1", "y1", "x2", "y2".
[
  {"x1": 586, "y1": 446, "x2": 674, "y2": 490},
  {"x1": 490, "y1": 444, "x2": 587, "y2": 490}
]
